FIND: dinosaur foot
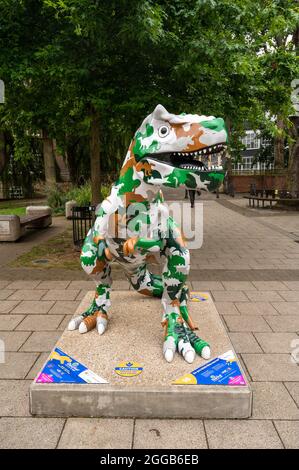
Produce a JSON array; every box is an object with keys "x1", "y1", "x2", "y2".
[{"x1": 68, "y1": 311, "x2": 108, "y2": 335}]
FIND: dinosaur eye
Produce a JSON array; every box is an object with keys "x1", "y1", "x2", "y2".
[{"x1": 158, "y1": 125, "x2": 170, "y2": 137}]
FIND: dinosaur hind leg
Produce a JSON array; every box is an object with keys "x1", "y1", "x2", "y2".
[{"x1": 128, "y1": 264, "x2": 163, "y2": 298}]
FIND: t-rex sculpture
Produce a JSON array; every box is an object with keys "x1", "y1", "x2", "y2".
[{"x1": 68, "y1": 104, "x2": 228, "y2": 364}]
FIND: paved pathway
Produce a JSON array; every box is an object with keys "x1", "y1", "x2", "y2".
[{"x1": 0, "y1": 197, "x2": 299, "y2": 448}]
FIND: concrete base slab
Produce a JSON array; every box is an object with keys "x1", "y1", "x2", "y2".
[{"x1": 30, "y1": 291, "x2": 252, "y2": 418}]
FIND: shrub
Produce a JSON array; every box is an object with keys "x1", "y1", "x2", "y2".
[{"x1": 47, "y1": 182, "x2": 111, "y2": 214}]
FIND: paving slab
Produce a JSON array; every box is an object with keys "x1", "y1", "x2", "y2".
[
  {"x1": 0, "y1": 352, "x2": 38, "y2": 378},
  {"x1": 214, "y1": 302, "x2": 240, "y2": 315},
  {"x1": 30, "y1": 291, "x2": 251, "y2": 419},
  {"x1": 284, "y1": 382, "x2": 299, "y2": 407},
  {"x1": 254, "y1": 332, "x2": 298, "y2": 353},
  {"x1": 26, "y1": 352, "x2": 50, "y2": 379},
  {"x1": 6, "y1": 281, "x2": 41, "y2": 290},
  {"x1": 229, "y1": 332, "x2": 262, "y2": 353},
  {"x1": 20, "y1": 331, "x2": 61, "y2": 352},
  {"x1": 264, "y1": 316, "x2": 299, "y2": 333},
  {"x1": 58, "y1": 418, "x2": 133, "y2": 449},
  {"x1": 0, "y1": 290, "x2": 14, "y2": 300},
  {"x1": 242, "y1": 353, "x2": 299, "y2": 381},
  {"x1": 0, "y1": 331, "x2": 31, "y2": 351},
  {"x1": 134, "y1": 419, "x2": 207, "y2": 449},
  {"x1": 272, "y1": 302, "x2": 299, "y2": 315},
  {"x1": 224, "y1": 315, "x2": 272, "y2": 332},
  {"x1": 0, "y1": 300, "x2": 21, "y2": 314},
  {"x1": 12, "y1": 300, "x2": 55, "y2": 315},
  {"x1": 204, "y1": 419, "x2": 283, "y2": 449},
  {"x1": 0, "y1": 315, "x2": 25, "y2": 331},
  {"x1": 8, "y1": 290, "x2": 47, "y2": 301},
  {"x1": 235, "y1": 302, "x2": 278, "y2": 315},
  {"x1": 250, "y1": 382, "x2": 299, "y2": 420},
  {"x1": 16, "y1": 314, "x2": 64, "y2": 331},
  {"x1": 0, "y1": 417, "x2": 64, "y2": 449},
  {"x1": 37, "y1": 280, "x2": 71, "y2": 290},
  {"x1": 274, "y1": 421, "x2": 299, "y2": 449},
  {"x1": 48, "y1": 300, "x2": 80, "y2": 315},
  {"x1": 0, "y1": 380, "x2": 31, "y2": 416},
  {"x1": 42, "y1": 290, "x2": 79, "y2": 301}
]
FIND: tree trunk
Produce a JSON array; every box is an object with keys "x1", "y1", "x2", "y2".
[
  {"x1": 89, "y1": 108, "x2": 101, "y2": 206},
  {"x1": 274, "y1": 117, "x2": 285, "y2": 169},
  {"x1": 286, "y1": 117, "x2": 299, "y2": 194},
  {"x1": 42, "y1": 129, "x2": 56, "y2": 185},
  {"x1": 0, "y1": 131, "x2": 8, "y2": 176}
]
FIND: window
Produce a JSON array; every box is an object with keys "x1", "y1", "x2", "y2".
[{"x1": 242, "y1": 131, "x2": 260, "y2": 150}]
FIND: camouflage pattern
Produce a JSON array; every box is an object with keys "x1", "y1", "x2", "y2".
[{"x1": 68, "y1": 104, "x2": 228, "y2": 363}]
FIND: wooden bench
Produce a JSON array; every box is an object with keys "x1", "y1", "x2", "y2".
[
  {"x1": 0, "y1": 206, "x2": 52, "y2": 241},
  {"x1": 244, "y1": 196, "x2": 299, "y2": 209}
]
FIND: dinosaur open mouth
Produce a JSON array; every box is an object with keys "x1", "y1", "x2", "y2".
[{"x1": 147, "y1": 143, "x2": 227, "y2": 171}]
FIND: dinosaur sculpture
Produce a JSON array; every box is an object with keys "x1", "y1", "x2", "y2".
[{"x1": 68, "y1": 104, "x2": 228, "y2": 364}]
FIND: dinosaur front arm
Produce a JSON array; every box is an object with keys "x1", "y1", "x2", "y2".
[{"x1": 123, "y1": 236, "x2": 163, "y2": 256}]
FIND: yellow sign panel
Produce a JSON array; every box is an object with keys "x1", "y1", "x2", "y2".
[{"x1": 114, "y1": 361, "x2": 143, "y2": 377}]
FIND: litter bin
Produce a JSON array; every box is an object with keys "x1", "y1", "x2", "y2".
[{"x1": 71, "y1": 205, "x2": 95, "y2": 250}]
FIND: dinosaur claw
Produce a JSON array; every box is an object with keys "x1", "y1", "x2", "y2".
[
  {"x1": 79, "y1": 322, "x2": 88, "y2": 334},
  {"x1": 97, "y1": 322, "x2": 106, "y2": 335},
  {"x1": 164, "y1": 349, "x2": 175, "y2": 363},
  {"x1": 68, "y1": 315, "x2": 83, "y2": 331},
  {"x1": 201, "y1": 345, "x2": 211, "y2": 360},
  {"x1": 184, "y1": 349, "x2": 195, "y2": 364}
]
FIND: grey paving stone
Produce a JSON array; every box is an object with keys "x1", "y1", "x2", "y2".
[
  {"x1": 272, "y1": 302, "x2": 299, "y2": 315},
  {"x1": 192, "y1": 281, "x2": 224, "y2": 291},
  {"x1": 274, "y1": 421, "x2": 299, "y2": 449},
  {"x1": 6, "y1": 281, "x2": 41, "y2": 290},
  {"x1": 283, "y1": 281, "x2": 299, "y2": 291},
  {"x1": 242, "y1": 353, "x2": 299, "y2": 381},
  {"x1": 0, "y1": 331, "x2": 31, "y2": 351},
  {"x1": 235, "y1": 302, "x2": 278, "y2": 315},
  {"x1": 20, "y1": 331, "x2": 61, "y2": 352},
  {"x1": 229, "y1": 332, "x2": 262, "y2": 353},
  {"x1": 0, "y1": 352, "x2": 38, "y2": 378},
  {"x1": 0, "y1": 315, "x2": 25, "y2": 331},
  {"x1": 48, "y1": 300, "x2": 80, "y2": 315},
  {"x1": 57, "y1": 315, "x2": 72, "y2": 331},
  {"x1": 0, "y1": 380, "x2": 31, "y2": 416},
  {"x1": 12, "y1": 300, "x2": 55, "y2": 314},
  {"x1": 214, "y1": 302, "x2": 240, "y2": 315},
  {"x1": 204, "y1": 420, "x2": 282, "y2": 449},
  {"x1": 16, "y1": 315, "x2": 64, "y2": 331},
  {"x1": 284, "y1": 382, "x2": 299, "y2": 407},
  {"x1": 222, "y1": 281, "x2": 257, "y2": 291},
  {"x1": 0, "y1": 301, "x2": 21, "y2": 314},
  {"x1": 42, "y1": 290, "x2": 80, "y2": 301},
  {"x1": 25, "y1": 352, "x2": 49, "y2": 379},
  {"x1": 134, "y1": 419, "x2": 207, "y2": 449},
  {"x1": 251, "y1": 382, "x2": 299, "y2": 419},
  {"x1": 211, "y1": 291, "x2": 249, "y2": 302},
  {"x1": 254, "y1": 332, "x2": 298, "y2": 353},
  {"x1": 264, "y1": 316, "x2": 299, "y2": 333},
  {"x1": 68, "y1": 281, "x2": 95, "y2": 290},
  {"x1": 37, "y1": 280, "x2": 71, "y2": 290},
  {"x1": 245, "y1": 291, "x2": 284, "y2": 302},
  {"x1": 0, "y1": 417, "x2": 65, "y2": 449},
  {"x1": 0, "y1": 281, "x2": 9, "y2": 289},
  {"x1": 253, "y1": 281, "x2": 287, "y2": 291},
  {"x1": 224, "y1": 315, "x2": 272, "y2": 332},
  {"x1": 8, "y1": 290, "x2": 48, "y2": 301},
  {"x1": 0, "y1": 290, "x2": 14, "y2": 300},
  {"x1": 279, "y1": 291, "x2": 299, "y2": 301},
  {"x1": 58, "y1": 418, "x2": 133, "y2": 449}
]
